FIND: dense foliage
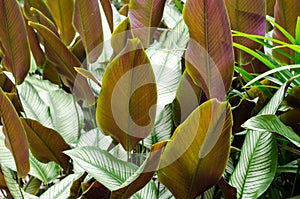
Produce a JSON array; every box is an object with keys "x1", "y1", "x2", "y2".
[{"x1": 0, "y1": 0, "x2": 300, "y2": 198}]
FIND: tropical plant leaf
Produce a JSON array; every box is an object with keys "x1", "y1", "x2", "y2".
[
  {"x1": 0, "y1": 0, "x2": 30, "y2": 84},
  {"x1": 0, "y1": 88, "x2": 29, "y2": 177},
  {"x1": 243, "y1": 114, "x2": 300, "y2": 147},
  {"x1": 182, "y1": 0, "x2": 234, "y2": 100},
  {"x1": 65, "y1": 147, "x2": 157, "y2": 198},
  {"x1": 1, "y1": 166, "x2": 38, "y2": 199},
  {"x1": 96, "y1": 38, "x2": 157, "y2": 151},
  {"x1": 128, "y1": 0, "x2": 167, "y2": 45},
  {"x1": 73, "y1": 0, "x2": 103, "y2": 63},
  {"x1": 158, "y1": 99, "x2": 233, "y2": 198},
  {"x1": 20, "y1": 118, "x2": 71, "y2": 171},
  {"x1": 39, "y1": 173, "x2": 82, "y2": 199},
  {"x1": 229, "y1": 79, "x2": 294, "y2": 198},
  {"x1": 111, "y1": 141, "x2": 167, "y2": 199},
  {"x1": 45, "y1": 0, "x2": 75, "y2": 45},
  {"x1": 162, "y1": 2, "x2": 182, "y2": 29},
  {"x1": 100, "y1": 0, "x2": 114, "y2": 32},
  {"x1": 23, "y1": 177, "x2": 41, "y2": 195},
  {"x1": 28, "y1": 22, "x2": 95, "y2": 104},
  {"x1": 224, "y1": 0, "x2": 266, "y2": 65},
  {"x1": 23, "y1": 0, "x2": 54, "y2": 22},
  {"x1": 0, "y1": 167, "x2": 7, "y2": 188},
  {"x1": 273, "y1": 0, "x2": 300, "y2": 65}
]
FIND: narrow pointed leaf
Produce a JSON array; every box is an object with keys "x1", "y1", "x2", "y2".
[
  {"x1": 111, "y1": 141, "x2": 167, "y2": 199},
  {"x1": 96, "y1": 38, "x2": 157, "y2": 151},
  {"x1": 0, "y1": 167, "x2": 7, "y2": 188},
  {"x1": 0, "y1": 88, "x2": 29, "y2": 178},
  {"x1": 21, "y1": 118, "x2": 71, "y2": 171},
  {"x1": 100, "y1": 0, "x2": 114, "y2": 32},
  {"x1": 273, "y1": 0, "x2": 300, "y2": 64},
  {"x1": 225, "y1": 0, "x2": 266, "y2": 65},
  {"x1": 0, "y1": 0, "x2": 30, "y2": 84},
  {"x1": 46, "y1": 0, "x2": 75, "y2": 45},
  {"x1": 23, "y1": 0, "x2": 53, "y2": 22},
  {"x1": 28, "y1": 22, "x2": 95, "y2": 104},
  {"x1": 158, "y1": 99, "x2": 233, "y2": 198},
  {"x1": 128, "y1": 0, "x2": 167, "y2": 45},
  {"x1": 73, "y1": 0, "x2": 103, "y2": 63},
  {"x1": 183, "y1": 0, "x2": 234, "y2": 100}
]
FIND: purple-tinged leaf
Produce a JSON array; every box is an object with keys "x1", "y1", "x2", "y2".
[{"x1": 100, "y1": 0, "x2": 114, "y2": 32}]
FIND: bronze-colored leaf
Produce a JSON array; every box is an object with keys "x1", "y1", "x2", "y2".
[
  {"x1": 81, "y1": 181, "x2": 111, "y2": 199},
  {"x1": 23, "y1": 0, "x2": 53, "y2": 22},
  {"x1": 0, "y1": 88, "x2": 29, "y2": 177},
  {"x1": 70, "y1": 172, "x2": 88, "y2": 198},
  {"x1": 0, "y1": 0, "x2": 30, "y2": 84},
  {"x1": 128, "y1": 0, "x2": 166, "y2": 46},
  {"x1": 42, "y1": 60, "x2": 61, "y2": 86},
  {"x1": 158, "y1": 99, "x2": 232, "y2": 198},
  {"x1": 183, "y1": 0, "x2": 234, "y2": 100},
  {"x1": 73, "y1": 0, "x2": 103, "y2": 63},
  {"x1": 225, "y1": 0, "x2": 266, "y2": 65},
  {"x1": 0, "y1": 167, "x2": 7, "y2": 188},
  {"x1": 71, "y1": 38, "x2": 86, "y2": 62},
  {"x1": 46, "y1": 0, "x2": 75, "y2": 45},
  {"x1": 100, "y1": 0, "x2": 114, "y2": 32},
  {"x1": 96, "y1": 38, "x2": 157, "y2": 151},
  {"x1": 29, "y1": 22, "x2": 95, "y2": 104},
  {"x1": 217, "y1": 177, "x2": 237, "y2": 199},
  {"x1": 21, "y1": 118, "x2": 71, "y2": 171}
]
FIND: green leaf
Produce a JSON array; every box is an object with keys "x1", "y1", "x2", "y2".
[
  {"x1": 243, "y1": 114, "x2": 300, "y2": 147},
  {"x1": 224, "y1": 0, "x2": 266, "y2": 65},
  {"x1": 39, "y1": 173, "x2": 82, "y2": 199},
  {"x1": 158, "y1": 99, "x2": 233, "y2": 198},
  {"x1": 183, "y1": 0, "x2": 234, "y2": 100},
  {"x1": 162, "y1": 2, "x2": 182, "y2": 29},
  {"x1": 128, "y1": 0, "x2": 166, "y2": 45},
  {"x1": 73, "y1": 0, "x2": 103, "y2": 63},
  {"x1": 28, "y1": 22, "x2": 95, "y2": 104},
  {"x1": 0, "y1": 0, "x2": 30, "y2": 84},
  {"x1": 111, "y1": 141, "x2": 167, "y2": 199},
  {"x1": 96, "y1": 38, "x2": 157, "y2": 151},
  {"x1": 0, "y1": 88, "x2": 29, "y2": 177},
  {"x1": 65, "y1": 147, "x2": 157, "y2": 198},
  {"x1": 46, "y1": 0, "x2": 75, "y2": 45},
  {"x1": 229, "y1": 79, "x2": 294, "y2": 198},
  {"x1": 21, "y1": 118, "x2": 71, "y2": 171}
]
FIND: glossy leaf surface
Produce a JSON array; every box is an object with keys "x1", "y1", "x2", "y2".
[
  {"x1": 158, "y1": 99, "x2": 232, "y2": 198},
  {"x1": 0, "y1": 0, "x2": 30, "y2": 84},
  {"x1": 96, "y1": 38, "x2": 157, "y2": 151},
  {"x1": 183, "y1": 0, "x2": 234, "y2": 100}
]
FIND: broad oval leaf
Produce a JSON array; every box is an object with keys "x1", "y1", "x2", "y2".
[
  {"x1": 0, "y1": 88, "x2": 29, "y2": 177},
  {"x1": 183, "y1": 0, "x2": 234, "y2": 100},
  {"x1": 46, "y1": 0, "x2": 75, "y2": 45},
  {"x1": 158, "y1": 99, "x2": 233, "y2": 198},
  {"x1": 96, "y1": 38, "x2": 157, "y2": 151},
  {"x1": 21, "y1": 118, "x2": 71, "y2": 171},
  {"x1": 0, "y1": 0, "x2": 30, "y2": 84},
  {"x1": 28, "y1": 22, "x2": 95, "y2": 104},
  {"x1": 225, "y1": 0, "x2": 266, "y2": 65},
  {"x1": 128, "y1": 0, "x2": 166, "y2": 46},
  {"x1": 73, "y1": 0, "x2": 103, "y2": 63}
]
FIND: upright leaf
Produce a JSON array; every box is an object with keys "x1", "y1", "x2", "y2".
[
  {"x1": 273, "y1": 0, "x2": 300, "y2": 64},
  {"x1": 0, "y1": 0, "x2": 30, "y2": 84},
  {"x1": 23, "y1": 0, "x2": 54, "y2": 22},
  {"x1": 96, "y1": 38, "x2": 157, "y2": 151},
  {"x1": 21, "y1": 118, "x2": 71, "y2": 171},
  {"x1": 0, "y1": 88, "x2": 29, "y2": 177},
  {"x1": 100, "y1": 0, "x2": 114, "y2": 32},
  {"x1": 28, "y1": 22, "x2": 95, "y2": 104},
  {"x1": 46, "y1": 0, "x2": 75, "y2": 45},
  {"x1": 225, "y1": 0, "x2": 266, "y2": 65},
  {"x1": 158, "y1": 99, "x2": 233, "y2": 198},
  {"x1": 73, "y1": 0, "x2": 103, "y2": 63},
  {"x1": 128, "y1": 0, "x2": 167, "y2": 45},
  {"x1": 183, "y1": 0, "x2": 234, "y2": 100}
]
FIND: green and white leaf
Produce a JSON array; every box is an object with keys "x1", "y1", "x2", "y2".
[
  {"x1": 65, "y1": 147, "x2": 157, "y2": 198},
  {"x1": 163, "y1": 2, "x2": 182, "y2": 29}
]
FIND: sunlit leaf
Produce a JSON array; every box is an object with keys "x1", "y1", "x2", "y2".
[
  {"x1": 100, "y1": 0, "x2": 114, "y2": 32},
  {"x1": 46, "y1": 0, "x2": 75, "y2": 45},
  {"x1": 0, "y1": 0, "x2": 30, "y2": 84},
  {"x1": 28, "y1": 22, "x2": 95, "y2": 104},
  {"x1": 96, "y1": 38, "x2": 157, "y2": 151},
  {"x1": 23, "y1": 0, "x2": 53, "y2": 22},
  {"x1": 73, "y1": 0, "x2": 103, "y2": 63},
  {"x1": 162, "y1": 2, "x2": 182, "y2": 29},
  {"x1": 243, "y1": 114, "x2": 300, "y2": 147},
  {"x1": 128, "y1": 0, "x2": 166, "y2": 45},
  {"x1": 225, "y1": 0, "x2": 266, "y2": 65},
  {"x1": 158, "y1": 99, "x2": 233, "y2": 198},
  {"x1": 183, "y1": 0, "x2": 234, "y2": 100},
  {"x1": 0, "y1": 88, "x2": 29, "y2": 177},
  {"x1": 21, "y1": 118, "x2": 71, "y2": 171},
  {"x1": 111, "y1": 141, "x2": 167, "y2": 199}
]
